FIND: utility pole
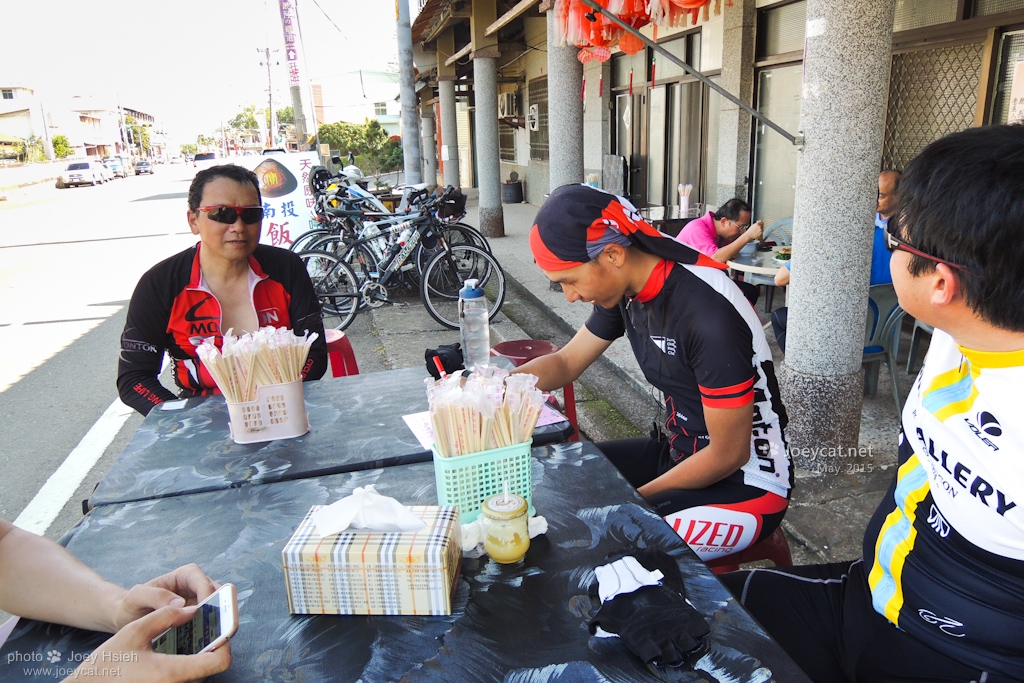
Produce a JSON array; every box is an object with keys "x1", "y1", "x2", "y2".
[
  {"x1": 278, "y1": 0, "x2": 309, "y2": 149},
  {"x1": 259, "y1": 47, "x2": 279, "y2": 148},
  {"x1": 397, "y1": 0, "x2": 422, "y2": 184}
]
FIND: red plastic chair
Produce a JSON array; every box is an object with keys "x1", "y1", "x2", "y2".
[
  {"x1": 491, "y1": 340, "x2": 578, "y2": 441},
  {"x1": 705, "y1": 527, "x2": 793, "y2": 575},
  {"x1": 325, "y1": 329, "x2": 359, "y2": 378}
]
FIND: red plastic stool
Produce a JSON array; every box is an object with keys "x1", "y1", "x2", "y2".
[
  {"x1": 491, "y1": 340, "x2": 578, "y2": 441},
  {"x1": 325, "y1": 328, "x2": 359, "y2": 378},
  {"x1": 705, "y1": 527, "x2": 793, "y2": 575}
]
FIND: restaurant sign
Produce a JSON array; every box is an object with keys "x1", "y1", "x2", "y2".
[{"x1": 235, "y1": 152, "x2": 320, "y2": 248}]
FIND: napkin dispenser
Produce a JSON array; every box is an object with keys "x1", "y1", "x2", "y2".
[{"x1": 282, "y1": 502, "x2": 462, "y2": 616}]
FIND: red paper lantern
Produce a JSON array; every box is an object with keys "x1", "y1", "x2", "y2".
[
  {"x1": 618, "y1": 31, "x2": 644, "y2": 55},
  {"x1": 577, "y1": 47, "x2": 594, "y2": 63}
]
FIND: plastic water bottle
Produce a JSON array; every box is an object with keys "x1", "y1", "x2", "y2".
[{"x1": 459, "y1": 279, "x2": 490, "y2": 372}]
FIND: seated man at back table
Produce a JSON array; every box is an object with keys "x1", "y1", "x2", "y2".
[
  {"x1": 0, "y1": 518, "x2": 230, "y2": 682},
  {"x1": 516, "y1": 184, "x2": 791, "y2": 561},
  {"x1": 722, "y1": 125, "x2": 1024, "y2": 682},
  {"x1": 674, "y1": 198, "x2": 764, "y2": 305},
  {"x1": 770, "y1": 169, "x2": 901, "y2": 353},
  {"x1": 117, "y1": 164, "x2": 327, "y2": 416}
]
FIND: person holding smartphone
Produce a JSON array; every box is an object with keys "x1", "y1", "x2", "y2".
[
  {"x1": 117, "y1": 163, "x2": 327, "y2": 416},
  {"x1": 0, "y1": 518, "x2": 231, "y2": 681}
]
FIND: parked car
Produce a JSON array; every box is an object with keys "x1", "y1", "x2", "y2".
[
  {"x1": 169, "y1": 156, "x2": 184, "y2": 164},
  {"x1": 102, "y1": 157, "x2": 128, "y2": 178},
  {"x1": 59, "y1": 161, "x2": 106, "y2": 187},
  {"x1": 135, "y1": 160, "x2": 154, "y2": 175},
  {"x1": 192, "y1": 152, "x2": 219, "y2": 173},
  {"x1": 262, "y1": 148, "x2": 286, "y2": 156}
]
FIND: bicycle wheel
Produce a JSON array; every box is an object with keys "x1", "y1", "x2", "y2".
[
  {"x1": 290, "y1": 229, "x2": 336, "y2": 253},
  {"x1": 342, "y1": 243, "x2": 381, "y2": 309},
  {"x1": 297, "y1": 250, "x2": 360, "y2": 331},
  {"x1": 415, "y1": 224, "x2": 489, "y2": 276},
  {"x1": 420, "y1": 245, "x2": 505, "y2": 329}
]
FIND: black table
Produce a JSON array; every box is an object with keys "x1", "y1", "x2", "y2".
[
  {"x1": 4, "y1": 443, "x2": 808, "y2": 682},
  {"x1": 89, "y1": 367, "x2": 573, "y2": 507}
]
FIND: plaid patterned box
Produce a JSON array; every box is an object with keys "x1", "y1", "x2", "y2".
[{"x1": 282, "y1": 505, "x2": 462, "y2": 615}]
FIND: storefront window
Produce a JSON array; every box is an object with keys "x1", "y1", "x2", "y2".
[
  {"x1": 892, "y1": 0, "x2": 958, "y2": 31},
  {"x1": 704, "y1": 77, "x2": 722, "y2": 210},
  {"x1": 974, "y1": 0, "x2": 1024, "y2": 15},
  {"x1": 759, "y1": 1, "x2": 806, "y2": 58},
  {"x1": 990, "y1": 31, "x2": 1024, "y2": 123},
  {"x1": 752, "y1": 64, "x2": 803, "y2": 227}
]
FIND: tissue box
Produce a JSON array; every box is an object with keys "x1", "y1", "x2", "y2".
[{"x1": 282, "y1": 505, "x2": 462, "y2": 615}]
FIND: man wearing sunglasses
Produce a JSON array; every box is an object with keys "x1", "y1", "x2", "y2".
[
  {"x1": 117, "y1": 164, "x2": 327, "y2": 416},
  {"x1": 721, "y1": 125, "x2": 1024, "y2": 682}
]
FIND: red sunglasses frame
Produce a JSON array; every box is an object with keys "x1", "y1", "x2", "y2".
[{"x1": 884, "y1": 222, "x2": 975, "y2": 276}]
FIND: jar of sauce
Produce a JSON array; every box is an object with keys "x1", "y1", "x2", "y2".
[{"x1": 481, "y1": 494, "x2": 530, "y2": 564}]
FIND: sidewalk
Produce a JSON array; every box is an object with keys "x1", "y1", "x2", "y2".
[{"x1": 460, "y1": 188, "x2": 916, "y2": 566}]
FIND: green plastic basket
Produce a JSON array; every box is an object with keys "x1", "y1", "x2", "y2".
[{"x1": 431, "y1": 440, "x2": 534, "y2": 524}]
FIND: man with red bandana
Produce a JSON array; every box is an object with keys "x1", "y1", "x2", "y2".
[{"x1": 517, "y1": 184, "x2": 790, "y2": 560}]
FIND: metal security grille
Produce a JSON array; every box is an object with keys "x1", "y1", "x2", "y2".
[
  {"x1": 882, "y1": 43, "x2": 983, "y2": 171},
  {"x1": 759, "y1": 1, "x2": 806, "y2": 58},
  {"x1": 973, "y1": 0, "x2": 1024, "y2": 15},
  {"x1": 529, "y1": 77, "x2": 549, "y2": 162},
  {"x1": 893, "y1": 0, "x2": 958, "y2": 31},
  {"x1": 499, "y1": 124, "x2": 516, "y2": 162}
]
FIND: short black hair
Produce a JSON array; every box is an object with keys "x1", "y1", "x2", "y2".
[
  {"x1": 187, "y1": 164, "x2": 261, "y2": 212},
  {"x1": 895, "y1": 124, "x2": 1024, "y2": 332},
  {"x1": 714, "y1": 198, "x2": 752, "y2": 222}
]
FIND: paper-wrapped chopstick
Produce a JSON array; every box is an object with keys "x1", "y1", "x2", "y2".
[
  {"x1": 426, "y1": 368, "x2": 544, "y2": 457},
  {"x1": 196, "y1": 326, "x2": 319, "y2": 403}
]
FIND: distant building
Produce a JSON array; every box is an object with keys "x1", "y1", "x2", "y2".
[
  {"x1": 312, "y1": 70, "x2": 401, "y2": 136},
  {"x1": 0, "y1": 85, "x2": 50, "y2": 159}
]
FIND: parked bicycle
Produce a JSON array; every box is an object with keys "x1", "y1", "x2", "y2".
[{"x1": 298, "y1": 186, "x2": 505, "y2": 331}]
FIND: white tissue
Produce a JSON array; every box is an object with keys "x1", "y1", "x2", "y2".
[
  {"x1": 312, "y1": 485, "x2": 427, "y2": 537},
  {"x1": 594, "y1": 556, "x2": 664, "y2": 603}
]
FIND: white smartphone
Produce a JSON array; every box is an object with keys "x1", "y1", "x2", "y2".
[{"x1": 151, "y1": 583, "x2": 238, "y2": 655}]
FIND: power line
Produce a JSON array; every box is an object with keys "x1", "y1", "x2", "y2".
[{"x1": 307, "y1": 0, "x2": 347, "y2": 38}]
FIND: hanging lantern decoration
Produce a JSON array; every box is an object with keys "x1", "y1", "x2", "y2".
[
  {"x1": 618, "y1": 31, "x2": 644, "y2": 55},
  {"x1": 592, "y1": 46, "x2": 611, "y2": 62},
  {"x1": 577, "y1": 47, "x2": 594, "y2": 63}
]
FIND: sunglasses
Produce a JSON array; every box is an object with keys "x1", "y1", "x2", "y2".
[
  {"x1": 884, "y1": 222, "x2": 974, "y2": 275},
  {"x1": 197, "y1": 205, "x2": 264, "y2": 225}
]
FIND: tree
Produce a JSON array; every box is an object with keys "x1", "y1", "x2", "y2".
[
  {"x1": 180, "y1": 143, "x2": 197, "y2": 156},
  {"x1": 24, "y1": 135, "x2": 45, "y2": 163},
  {"x1": 196, "y1": 135, "x2": 217, "y2": 151},
  {"x1": 229, "y1": 105, "x2": 259, "y2": 130},
  {"x1": 317, "y1": 121, "x2": 367, "y2": 157},
  {"x1": 51, "y1": 135, "x2": 72, "y2": 159},
  {"x1": 125, "y1": 115, "x2": 151, "y2": 155},
  {"x1": 276, "y1": 106, "x2": 294, "y2": 124}
]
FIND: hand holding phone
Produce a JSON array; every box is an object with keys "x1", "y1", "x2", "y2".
[{"x1": 152, "y1": 583, "x2": 238, "y2": 655}]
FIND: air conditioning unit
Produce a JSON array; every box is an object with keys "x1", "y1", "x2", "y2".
[{"x1": 498, "y1": 92, "x2": 518, "y2": 118}]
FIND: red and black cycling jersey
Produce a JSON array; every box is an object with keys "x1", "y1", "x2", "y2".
[
  {"x1": 117, "y1": 243, "x2": 327, "y2": 416},
  {"x1": 586, "y1": 260, "x2": 791, "y2": 498}
]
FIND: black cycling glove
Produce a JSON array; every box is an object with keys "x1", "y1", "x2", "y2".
[
  {"x1": 587, "y1": 551, "x2": 710, "y2": 667},
  {"x1": 425, "y1": 343, "x2": 465, "y2": 380}
]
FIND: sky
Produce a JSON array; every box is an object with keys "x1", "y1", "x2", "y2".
[{"x1": 0, "y1": 0, "x2": 399, "y2": 145}]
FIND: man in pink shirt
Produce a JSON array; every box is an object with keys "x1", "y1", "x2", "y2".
[
  {"x1": 676, "y1": 198, "x2": 764, "y2": 262},
  {"x1": 676, "y1": 198, "x2": 764, "y2": 304}
]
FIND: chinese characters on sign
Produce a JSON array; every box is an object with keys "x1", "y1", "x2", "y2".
[
  {"x1": 279, "y1": 0, "x2": 302, "y2": 87},
  {"x1": 1009, "y1": 62, "x2": 1024, "y2": 124},
  {"x1": 240, "y1": 151, "x2": 320, "y2": 248}
]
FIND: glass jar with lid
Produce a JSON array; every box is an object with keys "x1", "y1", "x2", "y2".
[{"x1": 481, "y1": 493, "x2": 530, "y2": 564}]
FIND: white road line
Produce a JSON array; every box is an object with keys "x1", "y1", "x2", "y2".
[{"x1": 13, "y1": 399, "x2": 134, "y2": 535}]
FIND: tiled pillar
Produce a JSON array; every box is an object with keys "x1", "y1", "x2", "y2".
[
  {"x1": 546, "y1": 10, "x2": 584, "y2": 191},
  {"x1": 782, "y1": 0, "x2": 897, "y2": 476},
  {"x1": 716, "y1": 0, "x2": 756, "y2": 204},
  {"x1": 471, "y1": 0, "x2": 505, "y2": 237},
  {"x1": 437, "y1": 30, "x2": 461, "y2": 190}
]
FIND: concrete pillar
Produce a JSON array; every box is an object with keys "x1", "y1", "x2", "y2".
[
  {"x1": 716, "y1": 0, "x2": 756, "y2": 203},
  {"x1": 437, "y1": 30, "x2": 461, "y2": 190},
  {"x1": 546, "y1": 11, "x2": 584, "y2": 190},
  {"x1": 397, "y1": 0, "x2": 422, "y2": 184},
  {"x1": 471, "y1": 0, "x2": 505, "y2": 237},
  {"x1": 782, "y1": 0, "x2": 897, "y2": 477},
  {"x1": 421, "y1": 108, "x2": 438, "y2": 190}
]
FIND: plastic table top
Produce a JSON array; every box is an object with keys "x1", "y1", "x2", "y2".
[
  {"x1": 727, "y1": 245, "x2": 790, "y2": 277},
  {"x1": 3, "y1": 442, "x2": 809, "y2": 683},
  {"x1": 89, "y1": 367, "x2": 573, "y2": 508}
]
